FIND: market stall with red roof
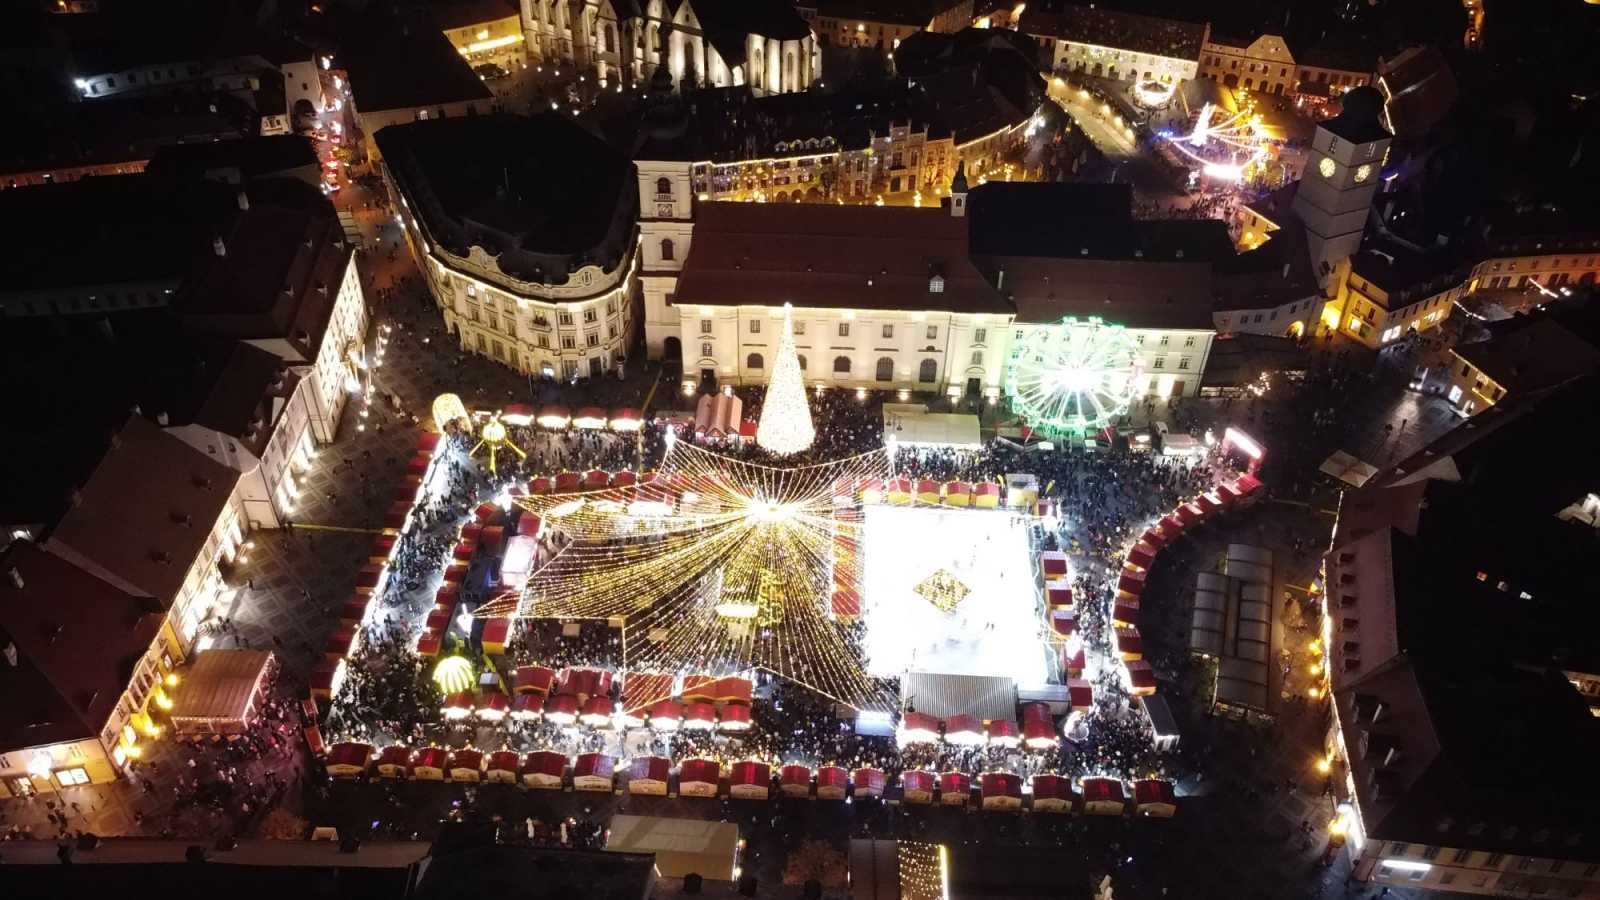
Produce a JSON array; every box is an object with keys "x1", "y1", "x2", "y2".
[
  {"x1": 939, "y1": 771, "x2": 971, "y2": 806},
  {"x1": 1126, "y1": 542, "x2": 1157, "y2": 571},
  {"x1": 554, "y1": 471, "x2": 581, "y2": 493},
  {"x1": 556, "y1": 667, "x2": 611, "y2": 701},
  {"x1": 628, "y1": 756, "x2": 671, "y2": 795},
  {"x1": 1045, "y1": 581, "x2": 1073, "y2": 608},
  {"x1": 481, "y1": 618, "x2": 511, "y2": 655},
  {"x1": 886, "y1": 477, "x2": 912, "y2": 505},
  {"x1": 511, "y1": 665, "x2": 555, "y2": 695},
  {"x1": 678, "y1": 758, "x2": 721, "y2": 798},
  {"x1": 1068, "y1": 679, "x2": 1094, "y2": 713},
  {"x1": 500, "y1": 403, "x2": 536, "y2": 427},
  {"x1": 537, "y1": 405, "x2": 571, "y2": 429},
  {"x1": 901, "y1": 770, "x2": 936, "y2": 804},
  {"x1": 476, "y1": 692, "x2": 509, "y2": 723},
  {"x1": 898, "y1": 711, "x2": 941, "y2": 744},
  {"x1": 1022, "y1": 703, "x2": 1058, "y2": 749},
  {"x1": 1038, "y1": 550, "x2": 1069, "y2": 580},
  {"x1": 1081, "y1": 777, "x2": 1127, "y2": 815},
  {"x1": 1031, "y1": 774, "x2": 1078, "y2": 813},
  {"x1": 718, "y1": 701, "x2": 752, "y2": 731},
  {"x1": 974, "y1": 481, "x2": 1001, "y2": 508},
  {"x1": 943, "y1": 481, "x2": 971, "y2": 507},
  {"x1": 521, "y1": 750, "x2": 567, "y2": 789},
  {"x1": 817, "y1": 766, "x2": 849, "y2": 799},
  {"x1": 579, "y1": 696, "x2": 614, "y2": 728},
  {"x1": 915, "y1": 479, "x2": 941, "y2": 504},
  {"x1": 543, "y1": 693, "x2": 578, "y2": 725},
  {"x1": 510, "y1": 693, "x2": 544, "y2": 722},
  {"x1": 682, "y1": 701, "x2": 717, "y2": 730},
  {"x1": 1133, "y1": 778, "x2": 1177, "y2": 817},
  {"x1": 1115, "y1": 625, "x2": 1144, "y2": 661},
  {"x1": 851, "y1": 767, "x2": 887, "y2": 797},
  {"x1": 1064, "y1": 647, "x2": 1087, "y2": 678},
  {"x1": 1049, "y1": 607, "x2": 1077, "y2": 640},
  {"x1": 943, "y1": 714, "x2": 985, "y2": 746},
  {"x1": 448, "y1": 750, "x2": 485, "y2": 782},
  {"x1": 729, "y1": 761, "x2": 771, "y2": 800},
  {"x1": 648, "y1": 699, "x2": 683, "y2": 730},
  {"x1": 860, "y1": 478, "x2": 885, "y2": 504},
  {"x1": 1126, "y1": 660, "x2": 1158, "y2": 696},
  {"x1": 375, "y1": 745, "x2": 410, "y2": 778},
  {"x1": 981, "y1": 772, "x2": 1023, "y2": 810},
  {"x1": 1111, "y1": 599, "x2": 1140, "y2": 628},
  {"x1": 779, "y1": 764, "x2": 813, "y2": 798},
  {"x1": 411, "y1": 747, "x2": 447, "y2": 781},
  {"x1": 609, "y1": 408, "x2": 643, "y2": 431},
  {"x1": 572, "y1": 752, "x2": 614, "y2": 791},
  {"x1": 985, "y1": 718, "x2": 1020, "y2": 749},
  {"x1": 325, "y1": 742, "x2": 372, "y2": 778}
]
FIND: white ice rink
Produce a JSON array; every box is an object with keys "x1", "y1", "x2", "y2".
[{"x1": 859, "y1": 505, "x2": 1048, "y2": 684}]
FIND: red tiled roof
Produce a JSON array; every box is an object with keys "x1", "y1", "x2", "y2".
[
  {"x1": 0, "y1": 541, "x2": 164, "y2": 749},
  {"x1": 674, "y1": 202, "x2": 1011, "y2": 314}
]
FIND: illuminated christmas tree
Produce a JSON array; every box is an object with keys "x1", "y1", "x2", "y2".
[{"x1": 756, "y1": 303, "x2": 816, "y2": 456}]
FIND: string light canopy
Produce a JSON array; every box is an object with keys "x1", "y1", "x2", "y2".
[
  {"x1": 755, "y1": 303, "x2": 816, "y2": 456},
  {"x1": 479, "y1": 440, "x2": 896, "y2": 711}
]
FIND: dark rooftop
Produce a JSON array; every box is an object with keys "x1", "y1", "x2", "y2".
[
  {"x1": 1453, "y1": 314, "x2": 1600, "y2": 393},
  {"x1": 1, "y1": 93, "x2": 253, "y2": 180},
  {"x1": 966, "y1": 182, "x2": 1234, "y2": 262},
  {"x1": 818, "y1": 0, "x2": 952, "y2": 28},
  {"x1": 1018, "y1": 4, "x2": 1206, "y2": 61},
  {"x1": 147, "y1": 134, "x2": 320, "y2": 183},
  {"x1": 1348, "y1": 235, "x2": 1465, "y2": 302},
  {"x1": 691, "y1": 0, "x2": 813, "y2": 68},
  {"x1": 0, "y1": 540, "x2": 164, "y2": 750},
  {"x1": 674, "y1": 201, "x2": 1011, "y2": 314},
  {"x1": 1320, "y1": 85, "x2": 1391, "y2": 145},
  {"x1": 376, "y1": 113, "x2": 637, "y2": 285},
  {"x1": 431, "y1": 0, "x2": 520, "y2": 31},
  {"x1": 0, "y1": 174, "x2": 236, "y2": 292},
  {"x1": 341, "y1": 7, "x2": 494, "y2": 114}
]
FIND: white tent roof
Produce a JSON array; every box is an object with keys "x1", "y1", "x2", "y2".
[
  {"x1": 882, "y1": 404, "x2": 983, "y2": 449},
  {"x1": 605, "y1": 815, "x2": 740, "y2": 880}
]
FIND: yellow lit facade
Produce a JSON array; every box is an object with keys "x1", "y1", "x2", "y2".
[
  {"x1": 1320, "y1": 256, "x2": 1460, "y2": 350},
  {"x1": 441, "y1": 8, "x2": 527, "y2": 69}
]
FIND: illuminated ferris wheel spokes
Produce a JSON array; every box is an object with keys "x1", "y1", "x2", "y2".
[{"x1": 1004, "y1": 318, "x2": 1143, "y2": 436}]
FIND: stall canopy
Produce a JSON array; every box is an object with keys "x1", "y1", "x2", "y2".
[
  {"x1": 606, "y1": 815, "x2": 740, "y2": 881},
  {"x1": 169, "y1": 649, "x2": 275, "y2": 736}
]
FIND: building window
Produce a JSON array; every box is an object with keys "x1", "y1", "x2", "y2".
[
  {"x1": 875, "y1": 357, "x2": 894, "y2": 381},
  {"x1": 562, "y1": 336, "x2": 575, "y2": 350},
  {"x1": 1184, "y1": 335, "x2": 1196, "y2": 347},
  {"x1": 918, "y1": 359, "x2": 937, "y2": 382},
  {"x1": 750, "y1": 319, "x2": 761, "y2": 334},
  {"x1": 798, "y1": 354, "x2": 807, "y2": 370},
  {"x1": 1389, "y1": 843, "x2": 1410, "y2": 856},
  {"x1": 838, "y1": 322, "x2": 850, "y2": 338},
  {"x1": 1485, "y1": 853, "x2": 1505, "y2": 867},
  {"x1": 701, "y1": 342, "x2": 713, "y2": 357},
  {"x1": 973, "y1": 327, "x2": 987, "y2": 344},
  {"x1": 882, "y1": 324, "x2": 894, "y2": 339},
  {"x1": 1159, "y1": 335, "x2": 1170, "y2": 346},
  {"x1": 559, "y1": 311, "x2": 573, "y2": 326},
  {"x1": 925, "y1": 325, "x2": 938, "y2": 340},
  {"x1": 54, "y1": 768, "x2": 91, "y2": 787},
  {"x1": 971, "y1": 351, "x2": 984, "y2": 366},
  {"x1": 661, "y1": 238, "x2": 675, "y2": 260},
  {"x1": 655, "y1": 176, "x2": 672, "y2": 197},
  {"x1": 700, "y1": 319, "x2": 712, "y2": 334},
  {"x1": 929, "y1": 275, "x2": 944, "y2": 293},
  {"x1": 1153, "y1": 357, "x2": 1165, "y2": 369},
  {"x1": 1452, "y1": 849, "x2": 1472, "y2": 864},
  {"x1": 586, "y1": 334, "x2": 599, "y2": 348},
  {"x1": 584, "y1": 309, "x2": 597, "y2": 323},
  {"x1": 833, "y1": 355, "x2": 851, "y2": 374},
  {"x1": 537, "y1": 335, "x2": 549, "y2": 349},
  {"x1": 1178, "y1": 357, "x2": 1191, "y2": 370},
  {"x1": 794, "y1": 321, "x2": 805, "y2": 335},
  {"x1": 1422, "y1": 846, "x2": 1442, "y2": 861},
  {"x1": 746, "y1": 352, "x2": 765, "y2": 370}
]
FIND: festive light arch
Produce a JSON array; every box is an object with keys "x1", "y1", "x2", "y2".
[
  {"x1": 479, "y1": 441, "x2": 897, "y2": 711},
  {"x1": 1003, "y1": 316, "x2": 1144, "y2": 436}
]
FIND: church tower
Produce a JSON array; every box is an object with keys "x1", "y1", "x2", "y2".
[
  {"x1": 633, "y1": 59, "x2": 696, "y2": 363},
  {"x1": 1291, "y1": 86, "x2": 1392, "y2": 282}
]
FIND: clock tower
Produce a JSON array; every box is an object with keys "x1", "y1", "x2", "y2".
[{"x1": 1291, "y1": 86, "x2": 1392, "y2": 282}]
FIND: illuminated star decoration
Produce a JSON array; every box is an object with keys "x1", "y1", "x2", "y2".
[
  {"x1": 755, "y1": 303, "x2": 816, "y2": 456},
  {"x1": 469, "y1": 413, "x2": 525, "y2": 475},
  {"x1": 477, "y1": 440, "x2": 896, "y2": 711}
]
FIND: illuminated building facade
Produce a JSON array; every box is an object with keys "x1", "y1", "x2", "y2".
[
  {"x1": 1019, "y1": 5, "x2": 1205, "y2": 86},
  {"x1": 814, "y1": 0, "x2": 974, "y2": 51},
  {"x1": 1436, "y1": 315, "x2": 1600, "y2": 416},
  {"x1": 1198, "y1": 32, "x2": 1373, "y2": 98},
  {"x1": 521, "y1": 0, "x2": 819, "y2": 95},
  {"x1": 1314, "y1": 378, "x2": 1600, "y2": 897},
  {"x1": 437, "y1": 0, "x2": 528, "y2": 69},
  {"x1": 377, "y1": 113, "x2": 639, "y2": 381},
  {"x1": 1322, "y1": 241, "x2": 1463, "y2": 349}
]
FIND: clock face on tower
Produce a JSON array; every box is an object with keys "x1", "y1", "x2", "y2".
[
  {"x1": 1354, "y1": 164, "x2": 1372, "y2": 183},
  {"x1": 1318, "y1": 158, "x2": 1337, "y2": 178}
]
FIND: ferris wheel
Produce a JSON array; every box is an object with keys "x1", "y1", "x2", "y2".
[{"x1": 1003, "y1": 317, "x2": 1145, "y2": 436}]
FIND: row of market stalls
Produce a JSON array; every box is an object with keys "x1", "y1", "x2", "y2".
[
  {"x1": 895, "y1": 702, "x2": 1067, "y2": 751},
  {"x1": 434, "y1": 666, "x2": 758, "y2": 733},
  {"x1": 1106, "y1": 470, "x2": 1266, "y2": 700},
  {"x1": 833, "y1": 477, "x2": 1004, "y2": 509},
  {"x1": 311, "y1": 429, "x2": 456, "y2": 706},
  {"x1": 321, "y1": 743, "x2": 1176, "y2": 815},
  {"x1": 498, "y1": 404, "x2": 643, "y2": 432}
]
